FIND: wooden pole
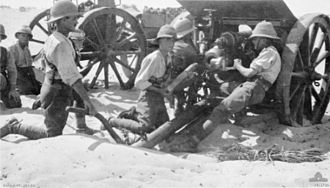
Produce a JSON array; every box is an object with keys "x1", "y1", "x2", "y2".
[{"x1": 132, "y1": 99, "x2": 219, "y2": 148}]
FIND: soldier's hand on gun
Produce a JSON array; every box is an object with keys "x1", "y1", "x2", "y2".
[
  {"x1": 84, "y1": 101, "x2": 97, "y2": 116},
  {"x1": 160, "y1": 88, "x2": 174, "y2": 108},
  {"x1": 8, "y1": 90, "x2": 20, "y2": 102},
  {"x1": 233, "y1": 58, "x2": 242, "y2": 69}
]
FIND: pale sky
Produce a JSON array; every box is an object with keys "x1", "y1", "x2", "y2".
[
  {"x1": 0, "y1": 0, "x2": 181, "y2": 9},
  {"x1": 0, "y1": 0, "x2": 329, "y2": 17}
]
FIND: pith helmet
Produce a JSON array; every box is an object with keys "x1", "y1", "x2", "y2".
[
  {"x1": 238, "y1": 24, "x2": 252, "y2": 37},
  {"x1": 15, "y1": 25, "x2": 33, "y2": 39},
  {"x1": 0, "y1": 24, "x2": 7, "y2": 40},
  {"x1": 151, "y1": 24, "x2": 176, "y2": 44},
  {"x1": 250, "y1": 21, "x2": 280, "y2": 40},
  {"x1": 172, "y1": 18, "x2": 196, "y2": 39},
  {"x1": 156, "y1": 24, "x2": 176, "y2": 40},
  {"x1": 48, "y1": 0, "x2": 83, "y2": 23}
]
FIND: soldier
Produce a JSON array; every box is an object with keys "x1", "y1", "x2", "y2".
[
  {"x1": 0, "y1": 24, "x2": 21, "y2": 109},
  {"x1": 31, "y1": 29, "x2": 91, "y2": 110},
  {"x1": 8, "y1": 25, "x2": 41, "y2": 95},
  {"x1": 1, "y1": 0, "x2": 97, "y2": 139},
  {"x1": 107, "y1": 25, "x2": 176, "y2": 137},
  {"x1": 171, "y1": 18, "x2": 199, "y2": 116},
  {"x1": 189, "y1": 21, "x2": 282, "y2": 147}
]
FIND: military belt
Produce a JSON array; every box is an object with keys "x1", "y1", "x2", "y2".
[{"x1": 248, "y1": 75, "x2": 272, "y2": 91}]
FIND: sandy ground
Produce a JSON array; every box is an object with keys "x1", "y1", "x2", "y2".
[{"x1": 1, "y1": 7, "x2": 330, "y2": 188}]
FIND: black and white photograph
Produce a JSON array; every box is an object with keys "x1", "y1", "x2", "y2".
[{"x1": 0, "y1": 0, "x2": 330, "y2": 187}]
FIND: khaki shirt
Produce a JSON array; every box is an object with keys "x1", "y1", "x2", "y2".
[
  {"x1": 43, "y1": 31, "x2": 82, "y2": 86},
  {"x1": 135, "y1": 50, "x2": 167, "y2": 90},
  {"x1": 8, "y1": 42, "x2": 33, "y2": 68},
  {"x1": 250, "y1": 46, "x2": 281, "y2": 84}
]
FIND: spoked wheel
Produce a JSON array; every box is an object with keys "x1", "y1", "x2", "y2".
[
  {"x1": 77, "y1": 7, "x2": 146, "y2": 89},
  {"x1": 277, "y1": 14, "x2": 330, "y2": 126},
  {"x1": 29, "y1": 9, "x2": 53, "y2": 55},
  {"x1": 29, "y1": 9, "x2": 53, "y2": 83}
]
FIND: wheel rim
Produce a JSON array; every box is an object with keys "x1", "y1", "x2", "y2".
[
  {"x1": 29, "y1": 9, "x2": 52, "y2": 55},
  {"x1": 77, "y1": 7, "x2": 146, "y2": 89},
  {"x1": 278, "y1": 14, "x2": 330, "y2": 126}
]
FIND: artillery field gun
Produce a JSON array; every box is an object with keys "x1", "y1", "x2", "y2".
[
  {"x1": 28, "y1": 0, "x2": 330, "y2": 148},
  {"x1": 135, "y1": 0, "x2": 330, "y2": 149},
  {"x1": 167, "y1": 0, "x2": 330, "y2": 125}
]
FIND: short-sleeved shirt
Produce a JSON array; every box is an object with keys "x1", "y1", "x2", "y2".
[
  {"x1": 8, "y1": 42, "x2": 33, "y2": 68},
  {"x1": 43, "y1": 31, "x2": 82, "y2": 86},
  {"x1": 250, "y1": 46, "x2": 281, "y2": 84},
  {"x1": 135, "y1": 50, "x2": 167, "y2": 90}
]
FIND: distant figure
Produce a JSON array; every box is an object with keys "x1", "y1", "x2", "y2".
[
  {"x1": 0, "y1": 24, "x2": 21, "y2": 108},
  {"x1": 8, "y1": 25, "x2": 41, "y2": 95}
]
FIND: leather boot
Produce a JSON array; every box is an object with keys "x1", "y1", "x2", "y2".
[
  {"x1": 0, "y1": 118, "x2": 18, "y2": 138},
  {"x1": 1, "y1": 117, "x2": 47, "y2": 139},
  {"x1": 75, "y1": 115, "x2": 98, "y2": 135}
]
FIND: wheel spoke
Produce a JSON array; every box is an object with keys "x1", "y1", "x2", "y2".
[
  {"x1": 104, "y1": 60, "x2": 109, "y2": 89},
  {"x1": 36, "y1": 23, "x2": 49, "y2": 35},
  {"x1": 313, "y1": 51, "x2": 330, "y2": 67},
  {"x1": 289, "y1": 82, "x2": 302, "y2": 100},
  {"x1": 80, "y1": 51, "x2": 102, "y2": 56},
  {"x1": 90, "y1": 61, "x2": 104, "y2": 89},
  {"x1": 311, "y1": 85, "x2": 322, "y2": 103},
  {"x1": 130, "y1": 54, "x2": 137, "y2": 66},
  {"x1": 304, "y1": 85, "x2": 313, "y2": 120},
  {"x1": 312, "y1": 77, "x2": 330, "y2": 124},
  {"x1": 314, "y1": 32, "x2": 325, "y2": 51},
  {"x1": 30, "y1": 38, "x2": 45, "y2": 44},
  {"x1": 310, "y1": 48, "x2": 321, "y2": 64},
  {"x1": 296, "y1": 50, "x2": 305, "y2": 70},
  {"x1": 91, "y1": 18, "x2": 105, "y2": 45},
  {"x1": 113, "y1": 56, "x2": 136, "y2": 72},
  {"x1": 291, "y1": 71, "x2": 308, "y2": 80},
  {"x1": 80, "y1": 57, "x2": 99, "y2": 77},
  {"x1": 105, "y1": 14, "x2": 116, "y2": 44},
  {"x1": 117, "y1": 33, "x2": 138, "y2": 48},
  {"x1": 80, "y1": 51, "x2": 102, "y2": 60},
  {"x1": 310, "y1": 32, "x2": 327, "y2": 66},
  {"x1": 301, "y1": 33, "x2": 311, "y2": 66},
  {"x1": 309, "y1": 23, "x2": 319, "y2": 52},
  {"x1": 84, "y1": 37, "x2": 100, "y2": 50},
  {"x1": 107, "y1": 57, "x2": 125, "y2": 86}
]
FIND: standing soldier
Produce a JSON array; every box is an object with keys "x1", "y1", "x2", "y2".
[
  {"x1": 1, "y1": 0, "x2": 97, "y2": 139},
  {"x1": 8, "y1": 25, "x2": 41, "y2": 95},
  {"x1": 0, "y1": 24, "x2": 21, "y2": 109}
]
